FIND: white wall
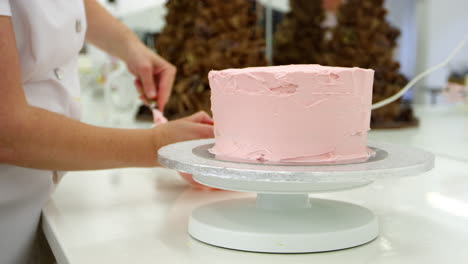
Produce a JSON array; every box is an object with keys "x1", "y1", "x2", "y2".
[
  {"x1": 419, "y1": 0, "x2": 468, "y2": 89},
  {"x1": 385, "y1": 0, "x2": 418, "y2": 78},
  {"x1": 97, "y1": 0, "x2": 165, "y2": 16},
  {"x1": 260, "y1": 0, "x2": 289, "y2": 12},
  {"x1": 120, "y1": 6, "x2": 167, "y2": 32},
  {"x1": 96, "y1": 0, "x2": 167, "y2": 31}
]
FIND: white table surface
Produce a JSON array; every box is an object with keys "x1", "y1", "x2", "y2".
[
  {"x1": 368, "y1": 105, "x2": 468, "y2": 161},
  {"x1": 43, "y1": 105, "x2": 468, "y2": 264}
]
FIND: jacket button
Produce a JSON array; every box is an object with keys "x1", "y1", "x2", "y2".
[
  {"x1": 54, "y1": 68, "x2": 62, "y2": 80},
  {"x1": 76, "y1": 19, "x2": 82, "y2": 33}
]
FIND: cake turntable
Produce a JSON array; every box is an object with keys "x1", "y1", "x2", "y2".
[{"x1": 158, "y1": 139, "x2": 434, "y2": 253}]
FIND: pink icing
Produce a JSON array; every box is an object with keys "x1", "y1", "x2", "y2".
[
  {"x1": 208, "y1": 64, "x2": 374, "y2": 162},
  {"x1": 152, "y1": 108, "x2": 168, "y2": 126}
]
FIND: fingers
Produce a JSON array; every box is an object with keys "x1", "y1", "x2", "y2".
[
  {"x1": 185, "y1": 111, "x2": 214, "y2": 125},
  {"x1": 178, "y1": 172, "x2": 220, "y2": 190},
  {"x1": 138, "y1": 64, "x2": 157, "y2": 99},
  {"x1": 154, "y1": 63, "x2": 176, "y2": 111},
  {"x1": 134, "y1": 79, "x2": 148, "y2": 105},
  {"x1": 197, "y1": 123, "x2": 215, "y2": 138}
]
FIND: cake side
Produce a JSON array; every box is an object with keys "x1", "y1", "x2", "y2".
[{"x1": 209, "y1": 64, "x2": 374, "y2": 162}]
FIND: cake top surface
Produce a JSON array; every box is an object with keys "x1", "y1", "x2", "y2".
[{"x1": 210, "y1": 64, "x2": 373, "y2": 75}]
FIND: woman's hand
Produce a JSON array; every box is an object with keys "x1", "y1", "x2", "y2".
[
  {"x1": 84, "y1": 0, "x2": 176, "y2": 110},
  {"x1": 124, "y1": 41, "x2": 176, "y2": 111},
  {"x1": 153, "y1": 111, "x2": 216, "y2": 189},
  {"x1": 153, "y1": 111, "x2": 214, "y2": 149}
]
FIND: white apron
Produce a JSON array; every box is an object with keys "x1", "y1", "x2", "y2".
[{"x1": 0, "y1": 1, "x2": 86, "y2": 263}]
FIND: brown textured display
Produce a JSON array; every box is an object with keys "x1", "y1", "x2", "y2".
[
  {"x1": 273, "y1": 0, "x2": 325, "y2": 65},
  {"x1": 274, "y1": 0, "x2": 418, "y2": 129},
  {"x1": 155, "y1": 0, "x2": 267, "y2": 120}
]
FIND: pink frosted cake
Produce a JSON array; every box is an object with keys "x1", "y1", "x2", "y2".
[{"x1": 208, "y1": 64, "x2": 374, "y2": 163}]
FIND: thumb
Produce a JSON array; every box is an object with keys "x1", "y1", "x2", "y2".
[
  {"x1": 185, "y1": 111, "x2": 214, "y2": 125},
  {"x1": 195, "y1": 124, "x2": 215, "y2": 138}
]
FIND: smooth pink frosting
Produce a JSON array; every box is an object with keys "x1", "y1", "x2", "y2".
[{"x1": 208, "y1": 64, "x2": 374, "y2": 162}]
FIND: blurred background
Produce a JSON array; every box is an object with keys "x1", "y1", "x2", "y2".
[{"x1": 79, "y1": 0, "x2": 468, "y2": 129}]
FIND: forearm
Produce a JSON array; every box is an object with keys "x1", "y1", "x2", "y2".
[
  {"x1": 0, "y1": 15, "x2": 161, "y2": 171},
  {"x1": 0, "y1": 106, "x2": 159, "y2": 170},
  {"x1": 84, "y1": 0, "x2": 142, "y2": 61}
]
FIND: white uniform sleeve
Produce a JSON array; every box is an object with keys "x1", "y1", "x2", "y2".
[{"x1": 0, "y1": 0, "x2": 11, "y2": 16}]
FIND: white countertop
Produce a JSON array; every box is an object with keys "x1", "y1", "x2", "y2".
[
  {"x1": 368, "y1": 105, "x2": 468, "y2": 161},
  {"x1": 43, "y1": 105, "x2": 468, "y2": 264}
]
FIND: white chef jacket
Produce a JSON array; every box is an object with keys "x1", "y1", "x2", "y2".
[{"x1": 0, "y1": 1, "x2": 86, "y2": 263}]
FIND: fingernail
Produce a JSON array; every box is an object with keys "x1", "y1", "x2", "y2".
[{"x1": 149, "y1": 90, "x2": 156, "y2": 98}]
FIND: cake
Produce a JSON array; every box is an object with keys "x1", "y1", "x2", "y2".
[{"x1": 208, "y1": 64, "x2": 374, "y2": 163}]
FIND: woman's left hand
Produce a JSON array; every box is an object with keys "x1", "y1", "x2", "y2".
[{"x1": 124, "y1": 41, "x2": 176, "y2": 111}]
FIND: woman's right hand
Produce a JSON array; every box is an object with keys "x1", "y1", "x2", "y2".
[{"x1": 153, "y1": 111, "x2": 214, "y2": 149}]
